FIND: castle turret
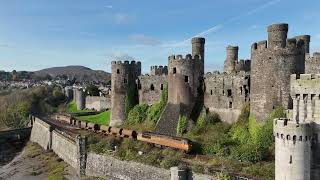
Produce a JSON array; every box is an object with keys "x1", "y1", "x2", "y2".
[
  {"x1": 295, "y1": 35, "x2": 311, "y2": 54},
  {"x1": 274, "y1": 118, "x2": 312, "y2": 180},
  {"x1": 250, "y1": 23, "x2": 305, "y2": 121},
  {"x1": 267, "y1": 23, "x2": 288, "y2": 48},
  {"x1": 150, "y1": 65, "x2": 168, "y2": 75},
  {"x1": 224, "y1": 46, "x2": 239, "y2": 74},
  {"x1": 192, "y1": 37, "x2": 205, "y2": 75},
  {"x1": 110, "y1": 60, "x2": 141, "y2": 126},
  {"x1": 305, "y1": 53, "x2": 320, "y2": 74},
  {"x1": 75, "y1": 88, "x2": 85, "y2": 110}
]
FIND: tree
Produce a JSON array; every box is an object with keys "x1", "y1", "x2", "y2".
[{"x1": 86, "y1": 84, "x2": 100, "y2": 96}]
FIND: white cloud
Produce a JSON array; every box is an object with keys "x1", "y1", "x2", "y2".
[
  {"x1": 104, "y1": 5, "x2": 113, "y2": 9},
  {"x1": 113, "y1": 13, "x2": 130, "y2": 25},
  {"x1": 110, "y1": 51, "x2": 135, "y2": 61},
  {"x1": 129, "y1": 34, "x2": 162, "y2": 46}
]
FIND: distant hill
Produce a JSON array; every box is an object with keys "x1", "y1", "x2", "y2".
[{"x1": 34, "y1": 66, "x2": 111, "y2": 83}]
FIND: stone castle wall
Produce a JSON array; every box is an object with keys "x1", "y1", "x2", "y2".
[
  {"x1": 250, "y1": 23, "x2": 305, "y2": 121},
  {"x1": 305, "y1": 53, "x2": 320, "y2": 74},
  {"x1": 52, "y1": 130, "x2": 78, "y2": 169},
  {"x1": 204, "y1": 71, "x2": 249, "y2": 123},
  {"x1": 110, "y1": 61, "x2": 141, "y2": 126},
  {"x1": 30, "y1": 117, "x2": 52, "y2": 150},
  {"x1": 274, "y1": 118, "x2": 312, "y2": 180},
  {"x1": 85, "y1": 96, "x2": 110, "y2": 111},
  {"x1": 138, "y1": 75, "x2": 167, "y2": 105}
]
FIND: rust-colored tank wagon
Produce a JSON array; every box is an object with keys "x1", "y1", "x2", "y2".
[
  {"x1": 100, "y1": 125, "x2": 111, "y2": 134},
  {"x1": 110, "y1": 127, "x2": 121, "y2": 136},
  {"x1": 137, "y1": 132, "x2": 191, "y2": 152},
  {"x1": 86, "y1": 122, "x2": 95, "y2": 130},
  {"x1": 120, "y1": 129, "x2": 138, "y2": 139}
]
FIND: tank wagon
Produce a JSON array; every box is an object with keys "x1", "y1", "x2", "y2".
[{"x1": 50, "y1": 113, "x2": 192, "y2": 152}]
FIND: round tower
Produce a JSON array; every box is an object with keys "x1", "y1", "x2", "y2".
[
  {"x1": 110, "y1": 60, "x2": 140, "y2": 126},
  {"x1": 250, "y1": 23, "x2": 305, "y2": 121},
  {"x1": 168, "y1": 54, "x2": 197, "y2": 109},
  {"x1": 224, "y1": 46, "x2": 239, "y2": 74},
  {"x1": 274, "y1": 118, "x2": 312, "y2": 180},
  {"x1": 75, "y1": 88, "x2": 85, "y2": 110},
  {"x1": 192, "y1": 37, "x2": 205, "y2": 76},
  {"x1": 64, "y1": 87, "x2": 73, "y2": 100},
  {"x1": 267, "y1": 23, "x2": 288, "y2": 48},
  {"x1": 295, "y1": 35, "x2": 311, "y2": 54}
]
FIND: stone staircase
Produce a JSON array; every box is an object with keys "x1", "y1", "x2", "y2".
[{"x1": 155, "y1": 103, "x2": 180, "y2": 136}]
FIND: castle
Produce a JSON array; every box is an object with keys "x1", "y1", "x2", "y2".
[
  {"x1": 110, "y1": 23, "x2": 317, "y2": 130},
  {"x1": 274, "y1": 74, "x2": 320, "y2": 180}
]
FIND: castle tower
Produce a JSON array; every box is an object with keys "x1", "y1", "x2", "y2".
[
  {"x1": 305, "y1": 53, "x2": 320, "y2": 74},
  {"x1": 250, "y1": 23, "x2": 305, "y2": 121},
  {"x1": 155, "y1": 37, "x2": 205, "y2": 135},
  {"x1": 294, "y1": 35, "x2": 310, "y2": 54},
  {"x1": 150, "y1": 65, "x2": 168, "y2": 75},
  {"x1": 110, "y1": 60, "x2": 141, "y2": 126},
  {"x1": 290, "y1": 74, "x2": 320, "y2": 179},
  {"x1": 64, "y1": 87, "x2": 73, "y2": 100},
  {"x1": 224, "y1": 46, "x2": 239, "y2": 74},
  {"x1": 75, "y1": 88, "x2": 85, "y2": 110},
  {"x1": 192, "y1": 37, "x2": 205, "y2": 76},
  {"x1": 274, "y1": 118, "x2": 312, "y2": 180}
]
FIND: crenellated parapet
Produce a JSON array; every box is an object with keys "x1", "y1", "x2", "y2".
[
  {"x1": 305, "y1": 52, "x2": 320, "y2": 74},
  {"x1": 250, "y1": 23, "x2": 306, "y2": 121},
  {"x1": 150, "y1": 65, "x2": 168, "y2": 75},
  {"x1": 290, "y1": 74, "x2": 320, "y2": 123},
  {"x1": 110, "y1": 60, "x2": 141, "y2": 126},
  {"x1": 274, "y1": 118, "x2": 313, "y2": 180}
]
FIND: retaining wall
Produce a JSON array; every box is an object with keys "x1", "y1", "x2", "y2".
[
  {"x1": 85, "y1": 96, "x2": 110, "y2": 111},
  {"x1": 86, "y1": 153, "x2": 171, "y2": 180},
  {"x1": 52, "y1": 130, "x2": 78, "y2": 169},
  {"x1": 30, "y1": 117, "x2": 52, "y2": 150}
]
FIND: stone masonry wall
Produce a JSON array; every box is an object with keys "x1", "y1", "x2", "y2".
[
  {"x1": 305, "y1": 53, "x2": 320, "y2": 74},
  {"x1": 204, "y1": 71, "x2": 249, "y2": 123},
  {"x1": 85, "y1": 96, "x2": 111, "y2": 111},
  {"x1": 85, "y1": 153, "x2": 171, "y2": 180},
  {"x1": 52, "y1": 130, "x2": 78, "y2": 169},
  {"x1": 30, "y1": 117, "x2": 52, "y2": 150},
  {"x1": 138, "y1": 75, "x2": 167, "y2": 105}
]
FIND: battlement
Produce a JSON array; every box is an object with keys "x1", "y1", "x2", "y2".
[
  {"x1": 168, "y1": 54, "x2": 201, "y2": 61},
  {"x1": 191, "y1": 37, "x2": 205, "y2": 44},
  {"x1": 150, "y1": 65, "x2": 168, "y2": 76},
  {"x1": 111, "y1": 60, "x2": 141, "y2": 66},
  {"x1": 274, "y1": 118, "x2": 312, "y2": 142},
  {"x1": 291, "y1": 74, "x2": 320, "y2": 80},
  {"x1": 306, "y1": 52, "x2": 320, "y2": 59},
  {"x1": 226, "y1": 45, "x2": 239, "y2": 50},
  {"x1": 267, "y1": 23, "x2": 289, "y2": 32}
]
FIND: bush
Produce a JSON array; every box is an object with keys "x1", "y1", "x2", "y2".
[
  {"x1": 230, "y1": 143, "x2": 265, "y2": 163},
  {"x1": 127, "y1": 103, "x2": 149, "y2": 125},
  {"x1": 147, "y1": 84, "x2": 168, "y2": 124},
  {"x1": 177, "y1": 115, "x2": 188, "y2": 135},
  {"x1": 160, "y1": 158, "x2": 178, "y2": 169}
]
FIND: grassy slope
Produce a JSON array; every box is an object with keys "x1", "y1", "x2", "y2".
[
  {"x1": 66, "y1": 101, "x2": 94, "y2": 113},
  {"x1": 78, "y1": 110, "x2": 110, "y2": 125}
]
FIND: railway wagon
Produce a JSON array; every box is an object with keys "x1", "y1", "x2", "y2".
[
  {"x1": 120, "y1": 129, "x2": 137, "y2": 139},
  {"x1": 100, "y1": 125, "x2": 111, "y2": 134},
  {"x1": 137, "y1": 132, "x2": 191, "y2": 152}
]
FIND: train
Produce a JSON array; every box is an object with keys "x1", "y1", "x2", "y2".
[{"x1": 51, "y1": 113, "x2": 192, "y2": 152}]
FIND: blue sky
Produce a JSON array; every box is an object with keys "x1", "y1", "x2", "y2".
[{"x1": 0, "y1": 0, "x2": 320, "y2": 73}]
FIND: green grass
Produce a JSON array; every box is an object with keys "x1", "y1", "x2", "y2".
[
  {"x1": 78, "y1": 110, "x2": 111, "y2": 125},
  {"x1": 66, "y1": 101, "x2": 94, "y2": 113}
]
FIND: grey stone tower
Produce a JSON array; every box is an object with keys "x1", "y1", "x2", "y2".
[
  {"x1": 75, "y1": 88, "x2": 85, "y2": 110},
  {"x1": 250, "y1": 23, "x2": 305, "y2": 121},
  {"x1": 155, "y1": 37, "x2": 205, "y2": 135},
  {"x1": 110, "y1": 60, "x2": 141, "y2": 126},
  {"x1": 224, "y1": 46, "x2": 239, "y2": 74}
]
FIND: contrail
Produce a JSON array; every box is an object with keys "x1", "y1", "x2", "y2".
[{"x1": 171, "y1": 0, "x2": 282, "y2": 47}]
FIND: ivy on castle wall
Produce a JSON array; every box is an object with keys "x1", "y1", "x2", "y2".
[
  {"x1": 125, "y1": 83, "x2": 138, "y2": 116},
  {"x1": 147, "y1": 83, "x2": 168, "y2": 124},
  {"x1": 176, "y1": 115, "x2": 188, "y2": 136}
]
